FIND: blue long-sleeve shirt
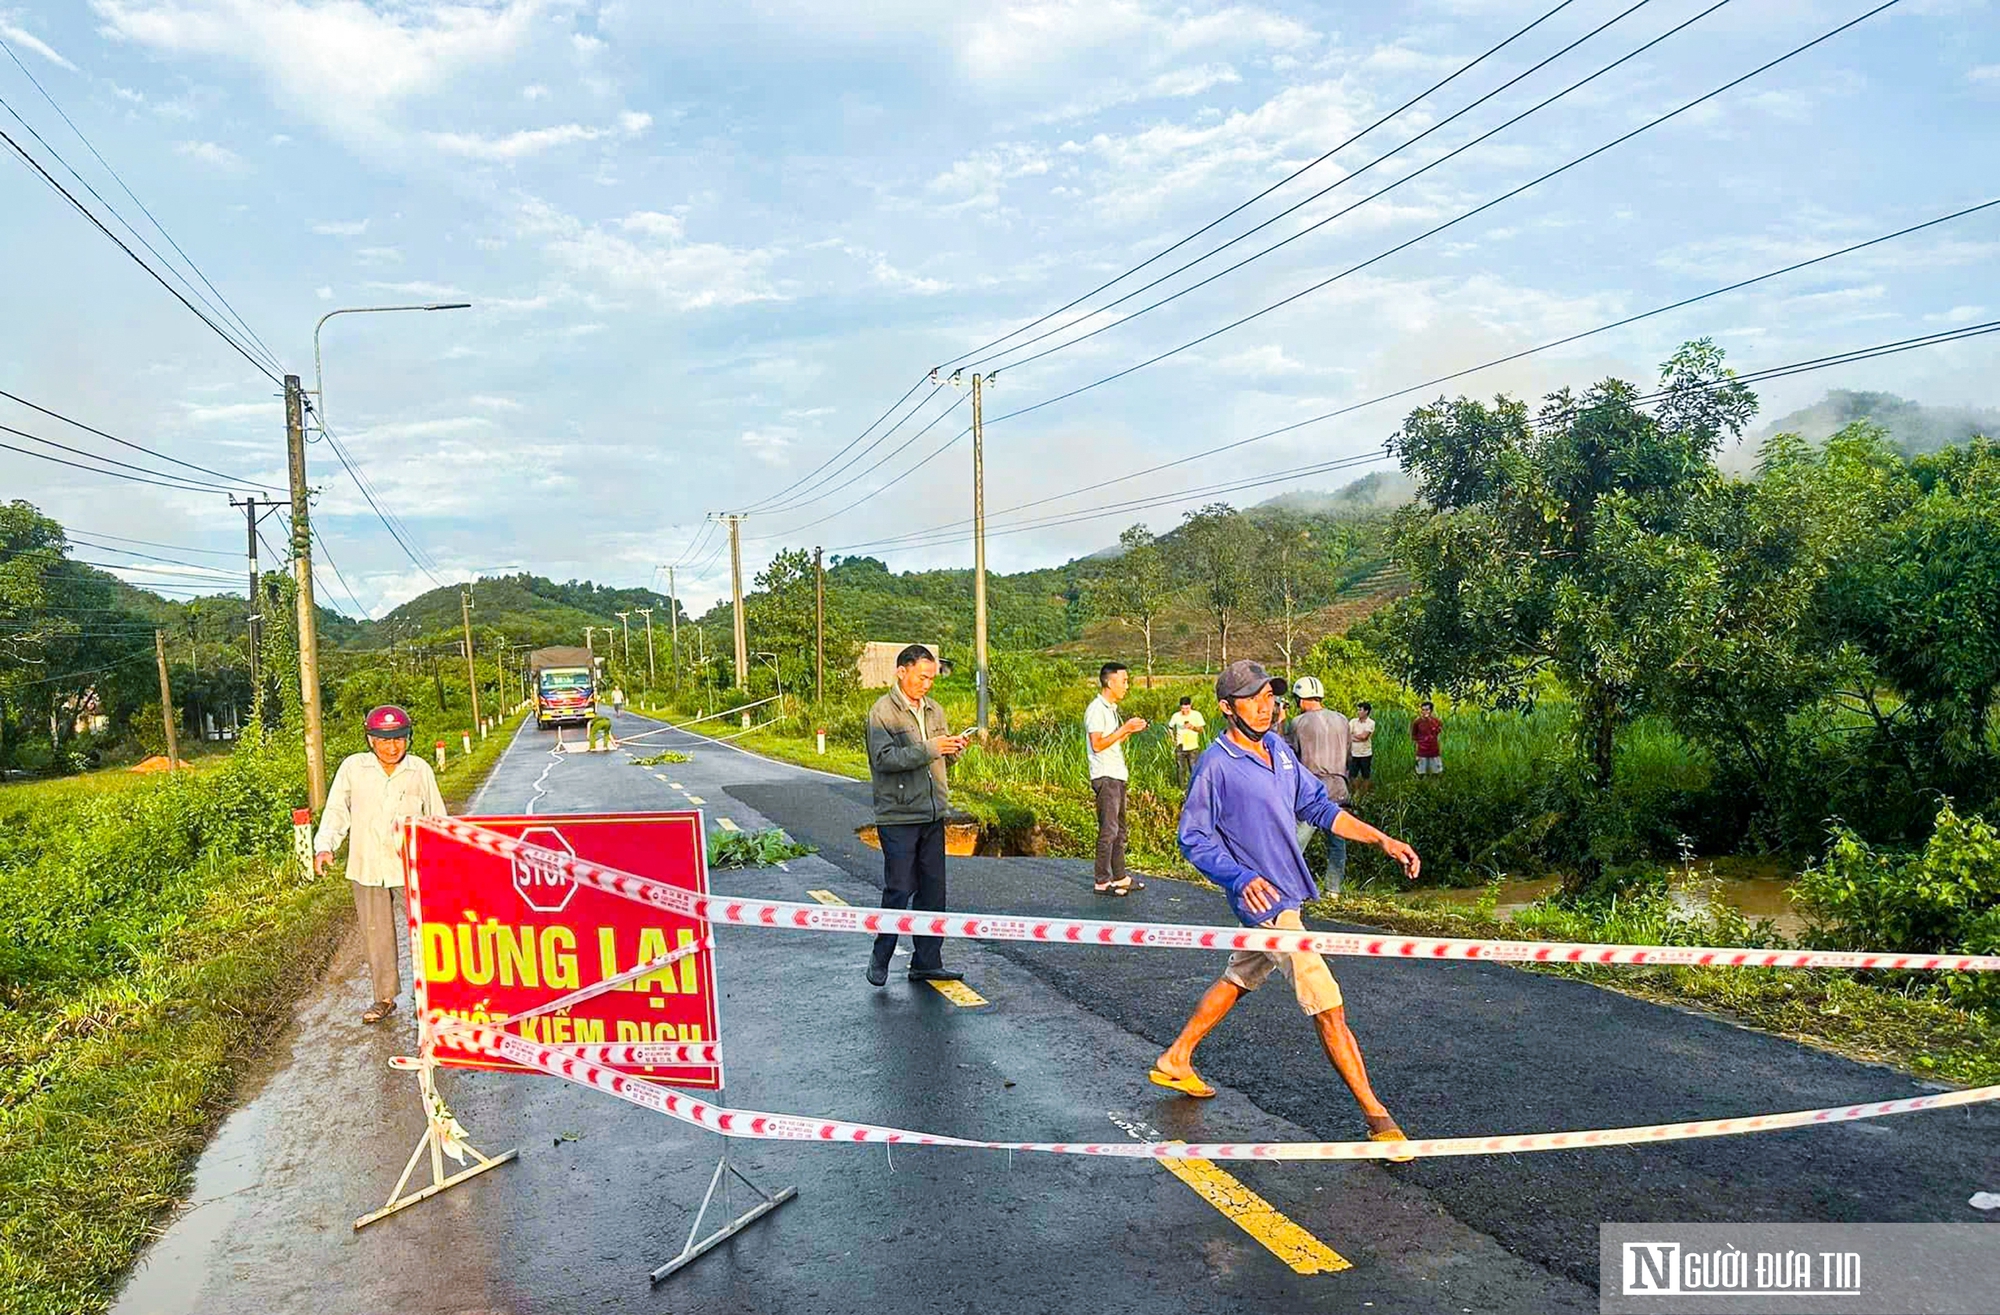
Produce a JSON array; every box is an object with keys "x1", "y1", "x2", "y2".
[{"x1": 1178, "y1": 730, "x2": 1343, "y2": 926}]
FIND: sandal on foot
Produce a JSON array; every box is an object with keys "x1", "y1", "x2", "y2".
[
  {"x1": 1147, "y1": 1066, "x2": 1216, "y2": 1098},
  {"x1": 1366, "y1": 1115, "x2": 1414, "y2": 1162},
  {"x1": 1095, "y1": 878, "x2": 1145, "y2": 896},
  {"x1": 362, "y1": 999, "x2": 397, "y2": 1024}
]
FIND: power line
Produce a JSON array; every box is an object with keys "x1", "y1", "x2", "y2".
[
  {"x1": 311, "y1": 526, "x2": 373, "y2": 620},
  {"x1": 308, "y1": 411, "x2": 446, "y2": 588},
  {"x1": 0, "y1": 37, "x2": 285, "y2": 375},
  {"x1": 935, "y1": 0, "x2": 1591, "y2": 374},
  {"x1": 9, "y1": 650, "x2": 154, "y2": 688},
  {"x1": 978, "y1": 0, "x2": 1903, "y2": 433},
  {"x1": 67, "y1": 536, "x2": 244, "y2": 573},
  {"x1": 748, "y1": 381, "x2": 950, "y2": 517},
  {"x1": 0, "y1": 428, "x2": 237, "y2": 494},
  {"x1": 847, "y1": 319, "x2": 2000, "y2": 556},
  {"x1": 852, "y1": 193, "x2": 1998, "y2": 553},
  {"x1": 60, "y1": 528, "x2": 240, "y2": 557},
  {"x1": 752, "y1": 391, "x2": 971, "y2": 540},
  {"x1": 757, "y1": 0, "x2": 1592, "y2": 514},
  {"x1": 0, "y1": 115, "x2": 280, "y2": 384},
  {"x1": 0, "y1": 386, "x2": 285, "y2": 491},
  {"x1": 969, "y1": 0, "x2": 1681, "y2": 375}
]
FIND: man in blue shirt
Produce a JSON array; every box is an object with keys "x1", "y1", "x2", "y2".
[{"x1": 1150, "y1": 660, "x2": 1422, "y2": 1153}]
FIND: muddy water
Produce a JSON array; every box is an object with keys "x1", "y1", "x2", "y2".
[{"x1": 1409, "y1": 862, "x2": 1808, "y2": 937}]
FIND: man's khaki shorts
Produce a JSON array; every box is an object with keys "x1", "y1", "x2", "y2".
[{"x1": 1223, "y1": 907, "x2": 1343, "y2": 1015}]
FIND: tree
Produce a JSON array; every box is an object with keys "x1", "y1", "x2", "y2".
[
  {"x1": 1376, "y1": 340, "x2": 1757, "y2": 802},
  {"x1": 1173, "y1": 503, "x2": 1253, "y2": 668},
  {"x1": 1086, "y1": 525, "x2": 1174, "y2": 688}
]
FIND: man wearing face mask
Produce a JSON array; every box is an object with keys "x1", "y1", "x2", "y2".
[
  {"x1": 1150, "y1": 661, "x2": 1422, "y2": 1155},
  {"x1": 314, "y1": 704, "x2": 446, "y2": 1024}
]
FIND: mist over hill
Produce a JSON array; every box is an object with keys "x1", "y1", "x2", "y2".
[{"x1": 1735, "y1": 389, "x2": 2000, "y2": 469}]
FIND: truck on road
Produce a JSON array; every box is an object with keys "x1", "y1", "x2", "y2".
[{"x1": 530, "y1": 646, "x2": 598, "y2": 730}]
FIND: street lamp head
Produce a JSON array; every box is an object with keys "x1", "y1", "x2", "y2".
[{"x1": 425, "y1": 302, "x2": 473, "y2": 311}]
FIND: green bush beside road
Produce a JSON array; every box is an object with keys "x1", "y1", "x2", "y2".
[{"x1": 0, "y1": 711, "x2": 524, "y2": 1315}]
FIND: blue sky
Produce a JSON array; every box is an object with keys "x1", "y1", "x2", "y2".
[{"x1": 1, "y1": 0, "x2": 1996, "y2": 615}]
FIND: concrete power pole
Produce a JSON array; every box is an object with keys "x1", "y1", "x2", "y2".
[
  {"x1": 231, "y1": 495, "x2": 288, "y2": 716},
  {"x1": 153, "y1": 628, "x2": 180, "y2": 769},
  {"x1": 952, "y1": 370, "x2": 991, "y2": 732},
  {"x1": 285, "y1": 375, "x2": 328, "y2": 810},
  {"x1": 813, "y1": 545, "x2": 825, "y2": 709},
  {"x1": 636, "y1": 607, "x2": 655, "y2": 687},
  {"x1": 666, "y1": 566, "x2": 678, "y2": 693},
  {"x1": 460, "y1": 587, "x2": 481, "y2": 732},
  {"x1": 615, "y1": 610, "x2": 632, "y2": 665},
  {"x1": 711, "y1": 513, "x2": 749, "y2": 689}
]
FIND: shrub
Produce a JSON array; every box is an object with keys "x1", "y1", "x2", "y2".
[{"x1": 1795, "y1": 802, "x2": 2000, "y2": 1010}]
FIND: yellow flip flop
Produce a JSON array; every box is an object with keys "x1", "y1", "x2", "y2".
[
  {"x1": 1148, "y1": 1067, "x2": 1216, "y2": 1099},
  {"x1": 1368, "y1": 1124, "x2": 1415, "y2": 1163}
]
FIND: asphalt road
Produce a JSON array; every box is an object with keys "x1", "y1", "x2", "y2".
[{"x1": 111, "y1": 709, "x2": 1998, "y2": 1315}]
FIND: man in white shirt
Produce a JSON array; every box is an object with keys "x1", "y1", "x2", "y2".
[
  {"x1": 314, "y1": 704, "x2": 447, "y2": 1023},
  {"x1": 1085, "y1": 662, "x2": 1148, "y2": 896},
  {"x1": 1348, "y1": 701, "x2": 1376, "y2": 798}
]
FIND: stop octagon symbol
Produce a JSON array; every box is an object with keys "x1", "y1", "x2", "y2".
[{"x1": 511, "y1": 826, "x2": 578, "y2": 914}]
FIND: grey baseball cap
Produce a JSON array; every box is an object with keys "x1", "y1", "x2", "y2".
[{"x1": 1215, "y1": 659, "x2": 1287, "y2": 702}]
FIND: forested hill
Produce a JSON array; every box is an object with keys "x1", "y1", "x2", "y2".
[
  {"x1": 1744, "y1": 389, "x2": 1999, "y2": 463},
  {"x1": 358, "y1": 573, "x2": 682, "y2": 650}
]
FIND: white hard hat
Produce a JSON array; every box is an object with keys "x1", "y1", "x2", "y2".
[{"x1": 1292, "y1": 676, "x2": 1325, "y2": 700}]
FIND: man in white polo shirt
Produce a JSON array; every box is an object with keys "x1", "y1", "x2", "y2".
[{"x1": 1084, "y1": 661, "x2": 1148, "y2": 896}]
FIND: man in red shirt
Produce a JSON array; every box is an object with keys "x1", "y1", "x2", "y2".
[{"x1": 1411, "y1": 700, "x2": 1444, "y2": 777}]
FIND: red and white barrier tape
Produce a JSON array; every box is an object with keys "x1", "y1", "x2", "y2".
[
  {"x1": 442, "y1": 1020, "x2": 2000, "y2": 1161},
  {"x1": 419, "y1": 816, "x2": 2000, "y2": 973}
]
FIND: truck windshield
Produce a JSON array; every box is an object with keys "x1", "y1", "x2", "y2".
[{"x1": 539, "y1": 671, "x2": 590, "y2": 693}]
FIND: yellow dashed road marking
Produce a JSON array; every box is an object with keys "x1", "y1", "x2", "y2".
[
  {"x1": 802, "y1": 890, "x2": 985, "y2": 1005},
  {"x1": 924, "y1": 979, "x2": 988, "y2": 1007},
  {"x1": 669, "y1": 782, "x2": 683, "y2": 789},
  {"x1": 716, "y1": 817, "x2": 740, "y2": 832},
  {"x1": 1111, "y1": 1114, "x2": 1348, "y2": 1275},
  {"x1": 685, "y1": 795, "x2": 705, "y2": 805}
]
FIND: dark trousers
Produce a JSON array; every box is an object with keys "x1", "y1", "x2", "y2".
[
  {"x1": 1091, "y1": 776, "x2": 1129, "y2": 884},
  {"x1": 1174, "y1": 747, "x2": 1197, "y2": 785},
  {"x1": 871, "y1": 820, "x2": 948, "y2": 973}
]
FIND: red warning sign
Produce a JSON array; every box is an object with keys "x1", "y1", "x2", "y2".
[{"x1": 406, "y1": 811, "x2": 721, "y2": 1089}]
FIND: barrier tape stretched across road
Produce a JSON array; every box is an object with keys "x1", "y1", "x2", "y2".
[
  {"x1": 439, "y1": 1020, "x2": 2000, "y2": 1162},
  {"x1": 418, "y1": 816, "x2": 2000, "y2": 974}
]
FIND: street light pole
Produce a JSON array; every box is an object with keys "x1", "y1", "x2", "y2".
[{"x1": 312, "y1": 302, "x2": 473, "y2": 428}]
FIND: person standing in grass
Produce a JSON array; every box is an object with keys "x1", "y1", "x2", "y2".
[
  {"x1": 1150, "y1": 661, "x2": 1420, "y2": 1155},
  {"x1": 1412, "y1": 700, "x2": 1444, "y2": 777},
  {"x1": 1285, "y1": 675, "x2": 1350, "y2": 894},
  {"x1": 314, "y1": 704, "x2": 445, "y2": 1024},
  {"x1": 1349, "y1": 701, "x2": 1376, "y2": 797},
  {"x1": 1167, "y1": 695, "x2": 1206, "y2": 785},
  {"x1": 864, "y1": 644, "x2": 971, "y2": 987},
  {"x1": 1085, "y1": 662, "x2": 1148, "y2": 896}
]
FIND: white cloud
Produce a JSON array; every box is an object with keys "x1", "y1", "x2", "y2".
[
  {"x1": 177, "y1": 399, "x2": 281, "y2": 425},
  {"x1": 618, "y1": 109, "x2": 652, "y2": 134},
  {"x1": 90, "y1": 0, "x2": 548, "y2": 147},
  {"x1": 312, "y1": 218, "x2": 369, "y2": 236},
  {"x1": 1, "y1": 19, "x2": 77, "y2": 69},
  {"x1": 870, "y1": 256, "x2": 950, "y2": 295},
  {"x1": 522, "y1": 82, "x2": 549, "y2": 99},
  {"x1": 469, "y1": 394, "x2": 523, "y2": 411},
  {"x1": 1972, "y1": 64, "x2": 2000, "y2": 85},
  {"x1": 315, "y1": 285, "x2": 333, "y2": 300},
  {"x1": 355, "y1": 246, "x2": 403, "y2": 264},
  {"x1": 428, "y1": 122, "x2": 607, "y2": 159},
  {"x1": 364, "y1": 279, "x2": 466, "y2": 297},
  {"x1": 518, "y1": 196, "x2": 783, "y2": 311},
  {"x1": 175, "y1": 139, "x2": 246, "y2": 172}
]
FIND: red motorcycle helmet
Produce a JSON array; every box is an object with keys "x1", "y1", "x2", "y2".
[{"x1": 363, "y1": 704, "x2": 414, "y2": 740}]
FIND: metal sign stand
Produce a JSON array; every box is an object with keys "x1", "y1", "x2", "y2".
[
  {"x1": 649, "y1": 1091, "x2": 797, "y2": 1283},
  {"x1": 354, "y1": 1054, "x2": 517, "y2": 1230}
]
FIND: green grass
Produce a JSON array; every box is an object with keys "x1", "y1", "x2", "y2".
[{"x1": 0, "y1": 712, "x2": 525, "y2": 1315}]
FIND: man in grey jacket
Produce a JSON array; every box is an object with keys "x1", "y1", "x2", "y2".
[
  {"x1": 865, "y1": 644, "x2": 970, "y2": 987},
  {"x1": 1286, "y1": 676, "x2": 1351, "y2": 893}
]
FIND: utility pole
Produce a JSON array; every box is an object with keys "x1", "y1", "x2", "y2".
[
  {"x1": 813, "y1": 545, "x2": 825, "y2": 709},
  {"x1": 585, "y1": 624, "x2": 598, "y2": 655},
  {"x1": 154, "y1": 628, "x2": 180, "y2": 769},
  {"x1": 459, "y1": 587, "x2": 481, "y2": 732},
  {"x1": 614, "y1": 610, "x2": 632, "y2": 666},
  {"x1": 636, "y1": 607, "x2": 655, "y2": 688},
  {"x1": 285, "y1": 375, "x2": 328, "y2": 810},
  {"x1": 948, "y1": 369, "x2": 991, "y2": 731},
  {"x1": 710, "y1": 513, "x2": 749, "y2": 689},
  {"x1": 230, "y1": 495, "x2": 289, "y2": 710},
  {"x1": 665, "y1": 565, "x2": 679, "y2": 694}
]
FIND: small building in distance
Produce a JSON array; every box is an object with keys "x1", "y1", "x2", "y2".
[{"x1": 856, "y1": 641, "x2": 947, "y2": 688}]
